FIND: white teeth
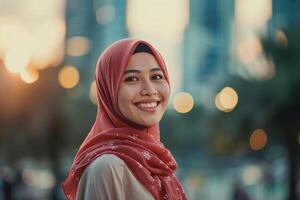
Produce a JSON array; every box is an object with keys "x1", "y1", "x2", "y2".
[{"x1": 137, "y1": 102, "x2": 158, "y2": 108}]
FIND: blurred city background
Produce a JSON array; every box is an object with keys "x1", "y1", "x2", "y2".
[{"x1": 0, "y1": 0, "x2": 299, "y2": 199}]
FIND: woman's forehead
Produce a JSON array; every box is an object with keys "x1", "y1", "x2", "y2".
[{"x1": 126, "y1": 52, "x2": 160, "y2": 68}]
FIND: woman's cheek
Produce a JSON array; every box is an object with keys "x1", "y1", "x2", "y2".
[
  {"x1": 160, "y1": 82, "x2": 170, "y2": 99},
  {"x1": 123, "y1": 85, "x2": 140, "y2": 100}
]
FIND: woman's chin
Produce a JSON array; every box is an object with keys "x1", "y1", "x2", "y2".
[{"x1": 136, "y1": 117, "x2": 161, "y2": 127}]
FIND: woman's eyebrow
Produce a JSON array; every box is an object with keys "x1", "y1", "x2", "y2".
[{"x1": 123, "y1": 67, "x2": 162, "y2": 74}]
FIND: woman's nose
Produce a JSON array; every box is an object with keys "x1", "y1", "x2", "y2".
[{"x1": 140, "y1": 82, "x2": 157, "y2": 96}]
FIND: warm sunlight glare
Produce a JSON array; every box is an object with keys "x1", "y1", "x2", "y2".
[
  {"x1": 20, "y1": 68, "x2": 39, "y2": 84},
  {"x1": 0, "y1": 0, "x2": 65, "y2": 81},
  {"x1": 31, "y1": 18, "x2": 66, "y2": 69}
]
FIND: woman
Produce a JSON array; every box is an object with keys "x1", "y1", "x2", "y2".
[{"x1": 63, "y1": 39, "x2": 187, "y2": 200}]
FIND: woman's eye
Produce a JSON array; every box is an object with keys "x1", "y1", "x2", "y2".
[
  {"x1": 124, "y1": 76, "x2": 138, "y2": 82},
  {"x1": 152, "y1": 74, "x2": 163, "y2": 80}
]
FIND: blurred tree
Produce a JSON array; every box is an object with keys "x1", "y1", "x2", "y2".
[
  {"x1": 221, "y1": 28, "x2": 300, "y2": 200},
  {"x1": 260, "y1": 28, "x2": 300, "y2": 200}
]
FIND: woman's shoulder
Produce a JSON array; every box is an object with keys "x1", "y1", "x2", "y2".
[
  {"x1": 77, "y1": 154, "x2": 155, "y2": 200},
  {"x1": 76, "y1": 154, "x2": 127, "y2": 199},
  {"x1": 87, "y1": 154, "x2": 126, "y2": 175}
]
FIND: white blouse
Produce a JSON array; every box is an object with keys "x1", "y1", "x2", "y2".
[{"x1": 75, "y1": 154, "x2": 155, "y2": 200}]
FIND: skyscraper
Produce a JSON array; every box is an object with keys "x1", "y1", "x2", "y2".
[
  {"x1": 65, "y1": 0, "x2": 128, "y2": 94},
  {"x1": 183, "y1": 0, "x2": 234, "y2": 108}
]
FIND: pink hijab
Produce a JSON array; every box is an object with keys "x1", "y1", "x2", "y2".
[{"x1": 63, "y1": 39, "x2": 187, "y2": 200}]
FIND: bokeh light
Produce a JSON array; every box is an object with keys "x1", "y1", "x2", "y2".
[
  {"x1": 66, "y1": 36, "x2": 91, "y2": 57},
  {"x1": 276, "y1": 30, "x2": 288, "y2": 49},
  {"x1": 250, "y1": 129, "x2": 267, "y2": 150},
  {"x1": 58, "y1": 65, "x2": 80, "y2": 89},
  {"x1": 22, "y1": 169, "x2": 55, "y2": 190},
  {"x1": 215, "y1": 87, "x2": 238, "y2": 112},
  {"x1": 172, "y1": 92, "x2": 194, "y2": 113},
  {"x1": 4, "y1": 48, "x2": 31, "y2": 74},
  {"x1": 215, "y1": 93, "x2": 228, "y2": 112},
  {"x1": 20, "y1": 68, "x2": 39, "y2": 84},
  {"x1": 242, "y1": 165, "x2": 262, "y2": 186},
  {"x1": 89, "y1": 81, "x2": 98, "y2": 105}
]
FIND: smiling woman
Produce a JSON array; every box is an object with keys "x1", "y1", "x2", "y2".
[
  {"x1": 63, "y1": 39, "x2": 187, "y2": 200},
  {"x1": 118, "y1": 49, "x2": 170, "y2": 127}
]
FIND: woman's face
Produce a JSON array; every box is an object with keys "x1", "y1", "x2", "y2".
[{"x1": 118, "y1": 52, "x2": 170, "y2": 127}]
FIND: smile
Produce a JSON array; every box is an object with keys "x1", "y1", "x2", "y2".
[{"x1": 135, "y1": 101, "x2": 161, "y2": 112}]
